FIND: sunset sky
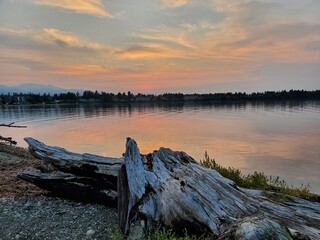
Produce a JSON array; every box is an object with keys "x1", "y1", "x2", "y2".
[{"x1": 0, "y1": 0, "x2": 319, "y2": 93}]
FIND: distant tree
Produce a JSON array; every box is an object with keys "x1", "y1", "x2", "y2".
[
  {"x1": 94, "y1": 90, "x2": 100, "y2": 99},
  {"x1": 101, "y1": 92, "x2": 113, "y2": 102},
  {"x1": 82, "y1": 90, "x2": 96, "y2": 100},
  {"x1": 128, "y1": 91, "x2": 133, "y2": 101},
  {"x1": 122, "y1": 92, "x2": 127, "y2": 101}
]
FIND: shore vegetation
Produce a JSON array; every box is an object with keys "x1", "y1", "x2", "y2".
[
  {"x1": 200, "y1": 151, "x2": 319, "y2": 202},
  {"x1": 1, "y1": 89, "x2": 319, "y2": 105}
]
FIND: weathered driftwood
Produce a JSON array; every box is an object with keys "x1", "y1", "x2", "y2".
[
  {"x1": 24, "y1": 137, "x2": 123, "y2": 191},
  {"x1": 0, "y1": 135, "x2": 17, "y2": 145},
  {"x1": 118, "y1": 138, "x2": 320, "y2": 239},
  {"x1": 0, "y1": 122, "x2": 26, "y2": 145},
  {"x1": 20, "y1": 137, "x2": 320, "y2": 239},
  {"x1": 0, "y1": 122, "x2": 27, "y2": 128},
  {"x1": 19, "y1": 171, "x2": 117, "y2": 207}
]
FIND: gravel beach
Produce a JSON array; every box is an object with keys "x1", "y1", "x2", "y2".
[{"x1": 0, "y1": 143, "x2": 118, "y2": 240}]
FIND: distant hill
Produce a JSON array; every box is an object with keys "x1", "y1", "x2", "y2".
[{"x1": 0, "y1": 84, "x2": 84, "y2": 95}]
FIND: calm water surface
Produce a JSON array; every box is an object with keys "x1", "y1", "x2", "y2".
[{"x1": 1, "y1": 101, "x2": 319, "y2": 193}]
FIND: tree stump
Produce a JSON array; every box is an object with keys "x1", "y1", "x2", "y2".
[{"x1": 118, "y1": 138, "x2": 320, "y2": 239}]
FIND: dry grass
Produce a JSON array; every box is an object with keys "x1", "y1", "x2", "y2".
[{"x1": 0, "y1": 143, "x2": 47, "y2": 199}]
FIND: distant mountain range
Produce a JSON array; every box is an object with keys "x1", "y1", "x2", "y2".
[{"x1": 0, "y1": 84, "x2": 84, "y2": 95}]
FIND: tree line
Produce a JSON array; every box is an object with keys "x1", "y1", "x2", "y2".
[{"x1": 1, "y1": 89, "x2": 319, "y2": 105}]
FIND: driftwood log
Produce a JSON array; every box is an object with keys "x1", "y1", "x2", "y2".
[
  {"x1": 19, "y1": 138, "x2": 123, "y2": 206},
  {"x1": 19, "y1": 171, "x2": 117, "y2": 206},
  {"x1": 19, "y1": 138, "x2": 320, "y2": 239},
  {"x1": 0, "y1": 122, "x2": 27, "y2": 128},
  {"x1": 0, "y1": 135, "x2": 17, "y2": 145},
  {"x1": 24, "y1": 137, "x2": 123, "y2": 190},
  {"x1": 25, "y1": 138, "x2": 123, "y2": 177},
  {"x1": 0, "y1": 122, "x2": 27, "y2": 145}
]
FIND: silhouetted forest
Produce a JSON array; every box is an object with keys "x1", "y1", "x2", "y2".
[{"x1": 1, "y1": 90, "x2": 319, "y2": 105}]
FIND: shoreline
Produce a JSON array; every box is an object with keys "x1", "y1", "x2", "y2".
[
  {"x1": 1, "y1": 142, "x2": 319, "y2": 239},
  {"x1": 1, "y1": 98, "x2": 320, "y2": 107}
]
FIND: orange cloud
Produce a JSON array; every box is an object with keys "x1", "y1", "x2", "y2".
[
  {"x1": 134, "y1": 28, "x2": 195, "y2": 49},
  {"x1": 1, "y1": 0, "x2": 319, "y2": 93},
  {"x1": 115, "y1": 44, "x2": 187, "y2": 60},
  {"x1": 0, "y1": 27, "x2": 108, "y2": 51},
  {"x1": 48, "y1": 64, "x2": 111, "y2": 75},
  {"x1": 210, "y1": 0, "x2": 247, "y2": 12},
  {"x1": 35, "y1": 28, "x2": 108, "y2": 51},
  {"x1": 30, "y1": 0, "x2": 112, "y2": 18},
  {"x1": 38, "y1": 28, "x2": 82, "y2": 47},
  {"x1": 162, "y1": 0, "x2": 188, "y2": 8}
]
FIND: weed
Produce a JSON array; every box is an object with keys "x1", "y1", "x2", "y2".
[
  {"x1": 200, "y1": 151, "x2": 318, "y2": 202},
  {"x1": 112, "y1": 228, "x2": 212, "y2": 240}
]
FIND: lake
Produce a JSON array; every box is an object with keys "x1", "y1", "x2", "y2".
[{"x1": 1, "y1": 101, "x2": 319, "y2": 193}]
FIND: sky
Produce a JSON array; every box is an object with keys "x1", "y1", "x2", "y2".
[{"x1": 0, "y1": 0, "x2": 319, "y2": 93}]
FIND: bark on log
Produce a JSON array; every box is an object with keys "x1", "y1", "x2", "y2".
[
  {"x1": 118, "y1": 138, "x2": 320, "y2": 239},
  {"x1": 19, "y1": 171, "x2": 117, "y2": 207},
  {"x1": 24, "y1": 137, "x2": 123, "y2": 191}
]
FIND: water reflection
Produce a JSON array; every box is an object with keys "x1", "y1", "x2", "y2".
[
  {"x1": 1, "y1": 101, "x2": 316, "y2": 120},
  {"x1": 1, "y1": 101, "x2": 319, "y2": 193}
]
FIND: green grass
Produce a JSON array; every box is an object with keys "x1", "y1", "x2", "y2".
[
  {"x1": 147, "y1": 229, "x2": 210, "y2": 240},
  {"x1": 200, "y1": 151, "x2": 318, "y2": 202},
  {"x1": 111, "y1": 228, "x2": 211, "y2": 240}
]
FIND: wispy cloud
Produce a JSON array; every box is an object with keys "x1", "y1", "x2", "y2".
[
  {"x1": 162, "y1": 0, "x2": 188, "y2": 8},
  {"x1": 48, "y1": 64, "x2": 111, "y2": 75},
  {"x1": 134, "y1": 26, "x2": 195, "y2": 49},
  {"x1": 37, "y1": 28, "x2": 82, "y2": 47},
  {"x1": 35, "y1": 28, "x2": 108, "y2": 51},
  {"x1": 181, "y1": 20, "x2": 218, "y2": 32},
  {"x1": 0, "y1": 27, "x2": 110, "y2": 53},
  {"x1": 0, "y1": 55, "x2": 52, "y2": 72},
  {"x1": 1, "y1": 0, "x2": 320, "y2": 91},
  {"x1": 189, "y1": 0, "x2": 320, "y2": 63},
  {"x1": 115, "y1": 43, "x2": 186, "y2": 60},
  {"x1": 30, "y1": 0, "x2": 113, "y2": 18},
  {"x1": 0, "y1": 27, "x2": 118, "y2": 78},
  {"x1": 210, "y1": 0, "x2": 251, "y2": 12}
]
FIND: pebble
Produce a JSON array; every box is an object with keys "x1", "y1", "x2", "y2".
[
  {"x1": 0, "y1": 196, "x2": 118, "y2": 240},
  {"x1": 86, "y1": 229, "x2": 95, "y2": 238}
]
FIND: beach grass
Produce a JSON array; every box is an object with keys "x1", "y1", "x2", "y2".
[{"x1": 200, "y1": 151, "x2": 318, "y2": 202}]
